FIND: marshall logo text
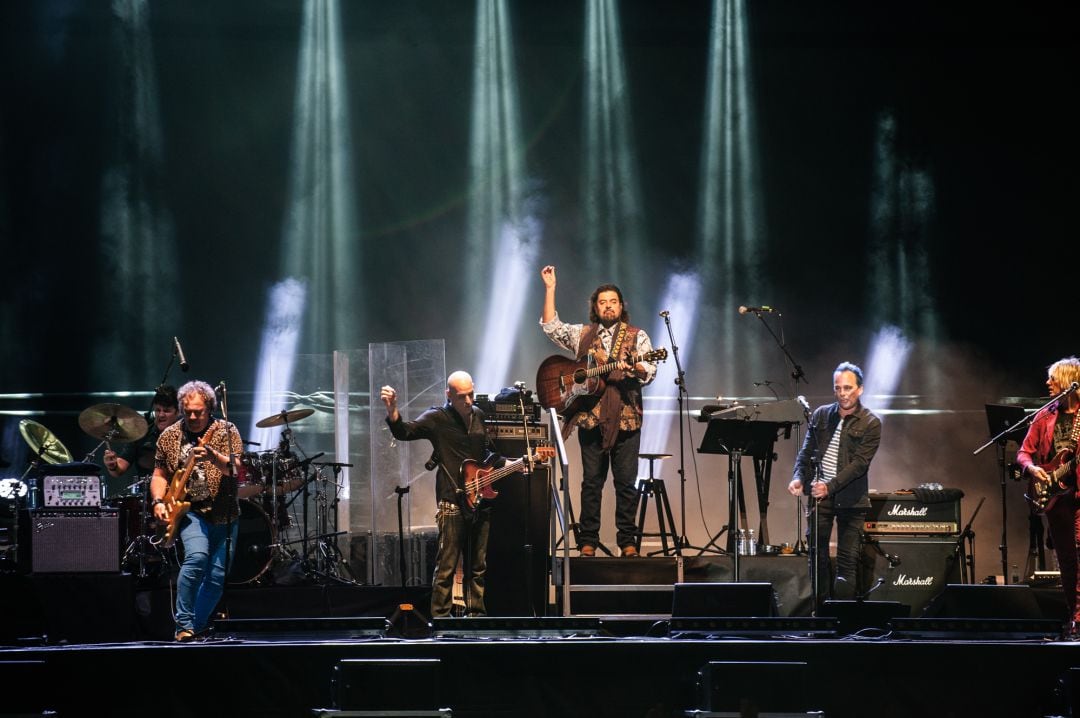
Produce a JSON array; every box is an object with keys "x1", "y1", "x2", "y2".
[
  {"x1": 891, "y1": 574, "x2": 935, "y2": 587},
  {"x1": 887, "y1": 504, "x2": 929, "y2": 517}
]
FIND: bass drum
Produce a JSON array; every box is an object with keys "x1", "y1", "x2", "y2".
[{"x1": 229, "y1": 499, "x2": 275, "y2": 585}]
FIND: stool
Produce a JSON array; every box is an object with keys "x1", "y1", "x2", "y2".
[{"x1": 635, "y1": 453, "x2": 681, "y2": 556}]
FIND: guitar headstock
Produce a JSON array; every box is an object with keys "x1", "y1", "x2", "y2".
[{"x1": 644, "y1": 348, "x2": 668, "y2": 363}]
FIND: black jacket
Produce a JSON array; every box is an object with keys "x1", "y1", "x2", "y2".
[
  {"x1": 792, "y1": 401, "x2": 881, "y2": 509},
  {"x1": 386, "y1": 404, "x2": 504, "y2": 505}
]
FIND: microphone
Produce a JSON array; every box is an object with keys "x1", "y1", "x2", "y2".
[
  {"x1": 513, "y1": 381, "x2": 526, "y2": 391},
  {"x1": 214, "y1": 381, "x2": 226, "y2": 396},
  {"x1": 1070, "y1": 382, "x2": 1080, "y2": 394},
  {"x1": 738, "y1": 305, "x2": 777, "y2": 315},
  {"x1": 173, "y1": 337, "x2": 190, "y2": 372},
  {"x1": 797, "y1": 395, "x2": 811, "y2": 415},
  {"x1": 886, "y1": 553, "x2": 902, "y2": 568},
  {"x1": 659, "y1": 310, "x2": 670, "y2": 318}
]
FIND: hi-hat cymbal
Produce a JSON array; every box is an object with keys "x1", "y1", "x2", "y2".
[
  {"x1": 78, "y1": 403, "x2": 149, "y2": 444},
  {"x1": 639, "y1": 453, "x2": 673, "y2": 460},
  {"x1": 255, "y1": 407, "x2": 315, "y2": 429},
  {"x1": 19, "y1": 419, "x2": 74, "y2": 464}
]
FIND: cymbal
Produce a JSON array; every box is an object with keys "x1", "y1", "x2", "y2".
[
  {"x1": 78, "y1": 403, "x2": 149, "y2": 444},
  {"x1": 639, "y1": 453, "x2": 672, "y2": 460},
  {"x1": 19, "y1": 419, "x2": 74, "y2": 464},
  {"x1": 255, "y1": 407, "x2": 315, "y2": 429}
]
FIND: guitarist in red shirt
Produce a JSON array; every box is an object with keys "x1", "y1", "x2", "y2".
[
  {"x1": 1017, "y1": 356, "x2": 1080, "y2": 638},
  {"x1": 539, "y1": 265, "x2": 657, "y2": 558}
]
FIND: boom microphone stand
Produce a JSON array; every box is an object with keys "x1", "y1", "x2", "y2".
[
  {"x1": 744, "y1": 307, "x2": 810, "y2": 554},
  {"x1": 217, "y1": 381, "x2": 238, "y2": 631},
  {"x1": 659, "y1": 310, "x2": 691, "y2": 555}
]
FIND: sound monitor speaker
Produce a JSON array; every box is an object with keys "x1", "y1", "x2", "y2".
[
  {"x1": 28, "y1": 510, "x2": 120, "y2": 573},
  {"x1": 696, "y1": 661, "x2": 810, "y2": 713},
  {"x1": 922, "y1": 584, "x2": 1044, "y2": 619},
  {"x1": 332, "y1": 658, "x2": 440, "y2": 711},
  {"x1": 671, "y1": 582, "x2": 778, "y2": 618},
  {"x1": 860, "y1": 536, "x2": 961, "y2": 616}
]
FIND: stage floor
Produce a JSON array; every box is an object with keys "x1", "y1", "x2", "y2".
[
  {"x1": 1, "y1": 625, "x2": 1078, "y2": 717},
  {"x1": 1, "y1": 557, "x2": 1076, "y2": 717}
]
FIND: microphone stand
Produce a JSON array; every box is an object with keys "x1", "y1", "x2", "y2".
[
  {"x1": 660, "y1": 312, "x2": 689, "y2": 556},
  {"x1": 218, "y1": 382, "x2": 237, "y2": 632},
  {"x1": 973, "y1": 381, "x2": 1075, "y2": 582},
  {"x1": 952, "y1": 496, "x2": 986, "y2": 584},
  {"x1": 746, "y1": 308, "x2": 811, "y2": 555},
  {"x1": 516, "y1": 384, "x2": 538, "y2": 617}
]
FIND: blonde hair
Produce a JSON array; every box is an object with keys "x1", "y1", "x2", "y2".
[{"x1": 1048, "y1": 356, "x2": 1080, "y2": 389}]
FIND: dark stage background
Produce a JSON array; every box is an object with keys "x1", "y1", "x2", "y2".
[{"x1": 1, "y1": 1, "x2": 1077, "y2": 582}]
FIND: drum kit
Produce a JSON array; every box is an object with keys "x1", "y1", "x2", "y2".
[{"x1": 4, "y1": 402, "x2": 353, "y2": 586}]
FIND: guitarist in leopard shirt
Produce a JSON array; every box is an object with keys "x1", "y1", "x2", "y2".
[
  {"x1": 148, "y1": 380, "x2": 245, "y2": 641},
  {"x1": 539, "y1": 265, "x2": 657, "y2": 558},
  {"x1": 1017, "y1": 356, "x2": 1080, "y2": 639}
]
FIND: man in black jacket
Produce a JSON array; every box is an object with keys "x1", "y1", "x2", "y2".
[
  {"x1": 788, "y1": 361, "x2": 881, "y2": 606},
  {"x1": 381, "y1": 371, "x2": 509, "y2": 618}
]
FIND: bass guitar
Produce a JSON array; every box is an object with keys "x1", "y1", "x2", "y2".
[
  {"x1": 535, "y1": 348, "x2": 668, "y2": 414},
  {"x1": 1027, "y1": 416, "x2": 1080, "y2": 514},
  {"x1": 156, "y1": 428, "x2": 218, "y2": 548},
  {"x1": 459, "y1": 446, "x2": 556, "y2": 514}
]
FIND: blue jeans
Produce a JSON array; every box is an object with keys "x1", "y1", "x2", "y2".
[
  {"x1": 806, "y1": 502, "x2": 865, "y2": 604},
  {"x1": 578, "y1": 427, "x2": 641, "y2": 550},
  {"x1": 176, "y1": 512, "x2": 239, "y2": 634},
  {"x1": 431, "y1": 504, "x2": 490, "y2": 618}
]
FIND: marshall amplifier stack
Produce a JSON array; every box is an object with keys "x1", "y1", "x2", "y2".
[
  {"x1": 22, "y1": 473, "x2": 120, "y2": 573},
  {"x1": 860, "y1": 490, "x2": 964, "y2": 616}
]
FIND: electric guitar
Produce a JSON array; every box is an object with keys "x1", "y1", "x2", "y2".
[
  {"x1": 1027, "y1": 416, "x2": 1080, "y2": 514},
  {"x1": 535, "y1": 348, "x2": 668, "y2": 415},
  {"x1": 459, "y1": 446, "x2": 556, "y2": 514},
  {"x1": 156, "y1": 428, "x2": 218, "y2": 548}
]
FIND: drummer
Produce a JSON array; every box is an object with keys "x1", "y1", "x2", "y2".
[{"x1": 103, "y1": 385, "x2": 180, "y2": 487}]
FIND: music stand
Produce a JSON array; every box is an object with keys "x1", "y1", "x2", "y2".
[
  {"x1": 697, "y1": 418, "x2": 785, "y2": 581},
  {"x1": 981, "y1": 403, "x2": 1030, "y2": 584}
]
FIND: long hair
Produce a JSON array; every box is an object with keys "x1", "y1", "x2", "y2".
[
  {"x1": 1049, "y1": 357, "x2": 1080, "y2": 390},
  {"x1": 588, "y1": 283, "x2": 629, "y2": 324}
]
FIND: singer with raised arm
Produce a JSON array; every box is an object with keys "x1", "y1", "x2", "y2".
[
  {"x1": 147, "y1": 380, "x2": 252, "y2": 641},
  {"x1": 1017, "y1": 357, "x2": 1080, "y2": 639},
  {"x1": 788, "y1": 362, "x2": 881, "y2": 607},
  {"x1": 539, "y1": 264, "x2": 657, "y2": 557},
  {"x1": 381, "y1": 371, "x2": 522, "y2": 618}
]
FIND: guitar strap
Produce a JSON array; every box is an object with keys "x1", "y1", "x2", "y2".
[{"x1": 610, "y1": 322, "x2": 629, "y2": 369}]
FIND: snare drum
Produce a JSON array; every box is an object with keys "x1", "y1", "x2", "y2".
[{"x1": 237, "y1": 452, "x2": 265, "y2": 489}]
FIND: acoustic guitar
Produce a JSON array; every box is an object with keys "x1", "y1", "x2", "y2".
[{"x1": 535, "y1": 348, "x2": 667, "y2": 415}]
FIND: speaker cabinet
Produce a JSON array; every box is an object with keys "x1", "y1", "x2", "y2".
[
  {"x1": 923, "y1": 584, "x2": 1044, "y2": 619},
  {"x1": 859, "y1": 536, "x2": 961, "y2": 616},
  {"x1": 697, "y1": 661, "x2": 809, "y2": 713},
  {"x1": 486, "y1": 461, "x2": 549, "y2": 616},
  {"x1": 332, "y1": 658, "x2": 440, "y2": 711},
  {"x1": 27, "y1": 510, "x2": 120, "y2": 573},
  {"x1": 672, "y1": 582, "x2": 779, "y2": 617}
]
